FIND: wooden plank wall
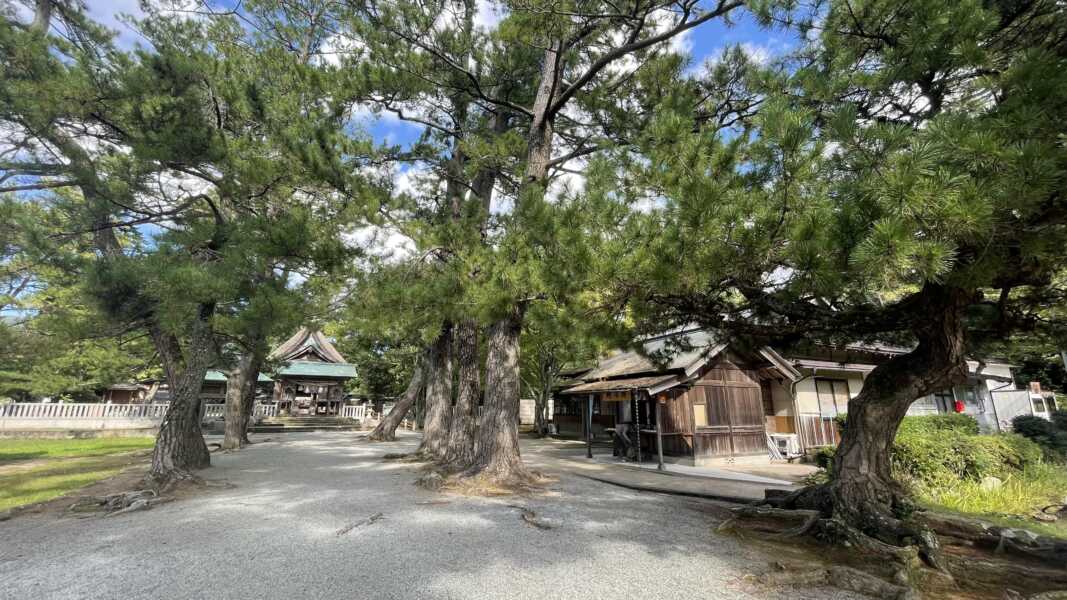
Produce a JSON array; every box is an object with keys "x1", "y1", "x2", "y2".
[
  {"x1": 656, "y1": 387, "x2": 694, "y2": 457},
  {"x1": 693, "y1": 356, "x2": 768, "y2": 458}
]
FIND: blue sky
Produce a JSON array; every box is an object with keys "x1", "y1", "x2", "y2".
[{"x1": 84, "y1": 1, "x2": 794, "y2": 152}]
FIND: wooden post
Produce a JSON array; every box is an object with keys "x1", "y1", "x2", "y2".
[
  {"x1": 586, "y1": 393, "x2": 594, "y2": 459},
  {"x1": 633, "y1": 391, "x2": 642, "y2": 463},
  {"x1": 656, "y1": 399, "x2": 665, "y2": 471}
]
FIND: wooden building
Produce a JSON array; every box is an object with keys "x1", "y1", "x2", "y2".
[
  {"x1": 193, "y1": 328, "x2": 357, "y2": 417},
  {"x1": 198, "y1": 371, "x2": 274, "y2": 404},
  {"x1": 266, "y1": 328, "x2": 357, "y2": 417},
  {"x1": 557, "y1": 329, "x2": 1018, "y2": 465},
  {"x1": 101, "y1": 383, "x2": 155, "y2": 404}
]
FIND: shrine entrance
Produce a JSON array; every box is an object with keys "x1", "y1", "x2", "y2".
[{"x1": 277, "y1": 381, "x2": 346, "y2": 416}]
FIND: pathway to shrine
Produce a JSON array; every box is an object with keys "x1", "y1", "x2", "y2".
[{"x1": 0, "y1": 432, "x2": 863, "y2": 600}]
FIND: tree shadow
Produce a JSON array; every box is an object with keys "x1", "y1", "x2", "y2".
[{"x1": 0, "y1": 431, "x2": 856, "y2": 600}]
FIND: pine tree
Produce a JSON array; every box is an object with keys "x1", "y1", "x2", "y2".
[
  {"x1": 597, "y1": 0, "x2": 1067, "y2": 567},
  {"x1": 1, "y1": 1, "x2": 370, "y2": 483}
]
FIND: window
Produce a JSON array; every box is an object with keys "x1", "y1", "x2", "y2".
[
  {"x1": 693, "y1": 404, "x2": 708, "y2": 427},
  {"x1": 815, "y1": 379, "x2": 850, "y2": 417},
  {"x1": 909, "y1": 395, "x2": 939, "y2": 415},
  {"x1": 691, "y1": 387, "x2": 708, "y2": 427},
  {"x1": 933, "y1": 390, "x2": 954, "y2": 413},
  {"x1": 1032, "y1": 396, "x2": 1048, "y2": 414}
]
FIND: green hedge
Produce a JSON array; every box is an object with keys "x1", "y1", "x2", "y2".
[
  {"x1": 1012, "y1": 413, "x2": 1067, "y2": 460},
  {"x1": 816, "y1": 414, "x2": 1045, "y2": 494}
]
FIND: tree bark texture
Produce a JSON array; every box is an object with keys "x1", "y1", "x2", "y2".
[
  {"x1": 222, "y1": 352, "x2": 261, "y2": 450},
  {"x1": 462, "y1": 307, "x2": 531, "y2": 483},
  {"x1": 367, "y1": 350, "x2": 427, "y2": 442},
  {"x1": 826, "y1": 284, "x2": 973, "y2": 564},
  {"x1": 443, "y1": 320, "x2": 480, "y2": 468},
  {"x1": 239, "y1": 358, "x2": 262, "y2": 445},
  {"x1": 524, "y1": 41, "x2": 562, "y2": 184},
  {"x1": 146, "y1": 304, "x2": 215, "y2": 486},
  {"x1": 534, "y1": 385, "x2": 551, "y2": 437},
  {"x1": 418, "y1": 323, "x2": 454, "y2": 460}
]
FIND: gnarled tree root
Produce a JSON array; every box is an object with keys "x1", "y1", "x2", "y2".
[
  {"x1": 382, "y1": 451, "x2": 432, "y2": 462},
  {"x1": 366, "y1": 431, "x2": 398, "y2": 443},
  {"x1": 411, "y1": 461, "x2": 549, "y2": 496},
  {"x1": 755, "y1": 484, "x2": 946, "y2": 573},
  {"x1": 757, "y1": 564, "x2": 920, "y2": 600},
  {"x1": 143, "y1": 468, "x2": 204, "y2": 494},
  {"x1": 68, "y1": 490, "x2": 175, "y2": 516},
  {"x1": 729, "y1": 485, "x2": 1067, "y2": 597},
  {"x1": 914, "y1": 512, "x2": 1067, "y2": 568},
  {"x1": 722, "y1": 507, "x2": 924, "y2": 586}
]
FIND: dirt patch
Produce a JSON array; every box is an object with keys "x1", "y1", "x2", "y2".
[
  {"x1": 0, "y1": 449, "x2": 151, "y2": 476},
  {"x1": 3, "y1": 453, "x2": 229, "y2": 522},
  {"x1": 423, "y1": 467, "x2": 558, "y2": 497}
]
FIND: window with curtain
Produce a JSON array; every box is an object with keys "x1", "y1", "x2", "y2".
[{"x1": 815, "y1": 379, "x2": 850, "y2": 417}]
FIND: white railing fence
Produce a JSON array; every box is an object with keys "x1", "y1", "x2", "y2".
[
  {"x1": 202, "y1": 404, "x2": 225, "y2": 418},
  {"x1": 340, "y1": 405, "x2": 367, "y2": 420},
  {"x1": 253, "y1": 403, "x2": 277, "y2": 418},
  {"x1": 0, "y1": 401, "x2": 369, "y2": 426},
  {"x1": 0, "y1": 402, "x2": 170, "y2": 420},
  {"x1": 202, "y1": 403, "x2": 281, "y2": 419}
]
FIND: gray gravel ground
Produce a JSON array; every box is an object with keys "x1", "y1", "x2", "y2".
[{"x1": 0, "y1": 432, "x2": 866, "y2": 600}]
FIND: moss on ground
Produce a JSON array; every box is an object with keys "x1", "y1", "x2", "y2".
[
  {"x1": 0, "y1": 437, "x2": 155, "y2": 463},
  {"x1": 0, "y1": 437, "x2": 155, "y2": 512}
]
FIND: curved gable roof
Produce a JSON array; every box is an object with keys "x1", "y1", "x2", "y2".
[{"x1": 269, "y1": 328, "x2": 347, "y2": 364}]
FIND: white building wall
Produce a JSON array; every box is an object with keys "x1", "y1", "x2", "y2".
[{"x1": 792, "y1": 372, "x2": 865, "y2": 415}]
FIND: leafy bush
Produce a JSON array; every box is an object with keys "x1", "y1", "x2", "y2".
[
  {"x1": 813, "y1": 415, "x2": 1047, "y2": 494},
  {"x1": 813, "y1": 445, "x2": 835, "y2": 470},
  {"x1": 1052, "y1": 409, "x2": 1067, "y2": 432},
  {"x1": 898, "y1": 413, "x2": 980, "y2": 436},
  {"x1": 893, "y1": 426, "x2": 1043, "y2": 493},
  {"x1": 1013, "y1": 415, "x2": 1058, "y2": 438},
  {"x1": 1012, "y1": 415, "x2": 1067, "y2": 460}
]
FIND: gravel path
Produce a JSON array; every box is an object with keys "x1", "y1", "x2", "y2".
[{"x1": 0, "y1": 432, "x2": 864, "y2": 600}]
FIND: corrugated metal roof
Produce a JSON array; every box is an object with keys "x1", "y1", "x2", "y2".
[
  {"x1": 560, "y1": 375, "x2": 678, "y2": 395},
  {"x1": 204, "y1": 370, "x2": 275, "y2": 383},
  {"x1": 580, "y1": 330, "x2": 722, "y2": 380},
  {"x1": 274, "y1": 361, "x2": 357, "y2": 379}
]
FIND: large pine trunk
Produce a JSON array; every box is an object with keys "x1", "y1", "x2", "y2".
[
  {"x1": 146, "y1": 304, "x2": 215, "y2": 487},
  {"x1": 533, "y1": 386, "x2": 550, "y2": 437},
  {"x1": 239, "y1": 359, "x2": 262, "y2": 446},
  {"x1": 825, "y1": 284, "x2": 972, "y2": 563},
  {"x1": 462, "y1": 308, "x2": 532, "y2": 483},
  {"x1": 418, "y1": 324, "x2": 454, "y2": 460},
  {"x1": 367, "y1": 351, "x2": 426, "y2": 442},
  {"x1": 222, "y1": 352, "x2": 259, "y2": 450},
  {"x1": 444, "y1": 320, "x2": 480, "y2": 468}
]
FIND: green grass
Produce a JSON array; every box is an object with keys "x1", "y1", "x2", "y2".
[
  {"x1": 0, "y1": 437, "x2": 155, "y2": 464},
  {"x1": 0, "y1": 456, "x2": 130, "y2": 512},
  {"x1": 921, "y1": 462, "x2": 1067, "y2": 539}
]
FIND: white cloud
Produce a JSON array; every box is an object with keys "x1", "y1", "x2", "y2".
[
  {"x1": 738, "y1": 42, "x2": 773, "y2": 65},
  {"x1": 317, "y1": 33, "x2": 366, "y2": 67},
  {"x1": 474, "y1": 0, "x2": 504, "y2": 30},
  {"x1": 669, "y1": 29, "x2": 693, "y2": 56},
  {"x1": 343, "y1": 225, "x2": 417, "y2": 263}
]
